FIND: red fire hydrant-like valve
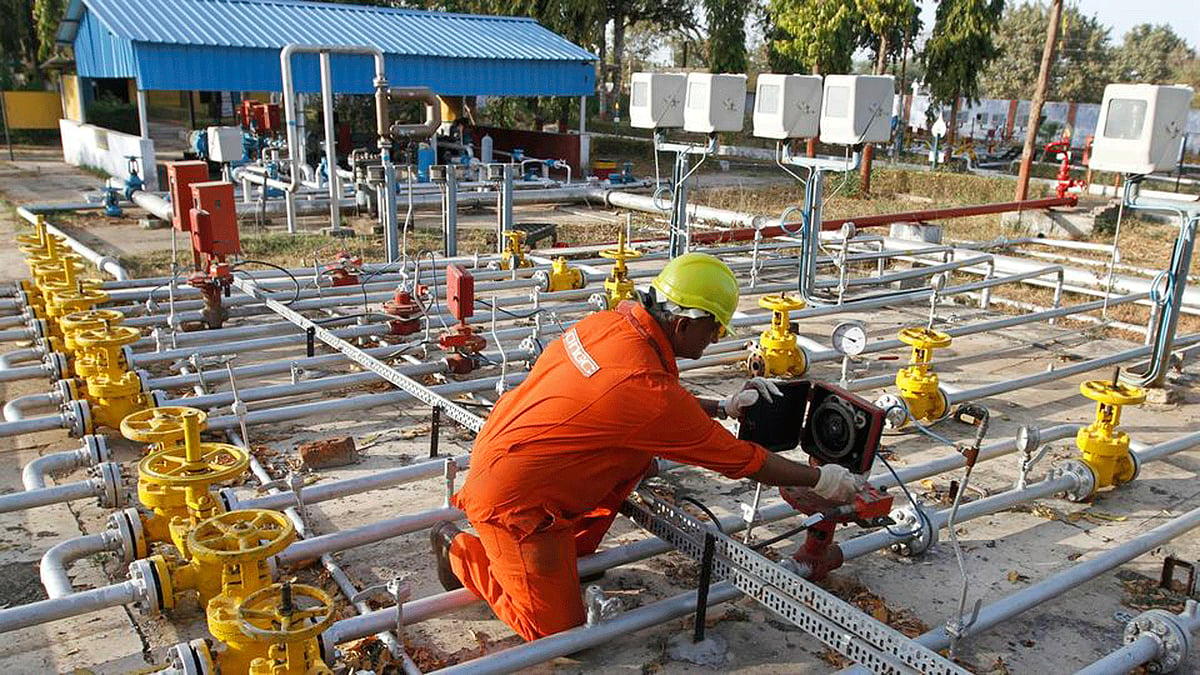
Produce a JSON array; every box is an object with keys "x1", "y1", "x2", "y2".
[
  {"x1": 324, "y1": 253, "x2": 362, "y2": 287},
  {"x1": 438, "y1": 265, "x2": 486, "y2": 374},
  {"x1": 779, "y1": 482, "x2": 894, "y2": 581},
  {"x1": 188, "y1": 261, "x2": 235, "y2": 329},
  {"x1": 382, "y1": 289, "x2": 423, "y2": 335}
]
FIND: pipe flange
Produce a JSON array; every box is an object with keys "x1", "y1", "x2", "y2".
[
  {"x1": 1052, "y1": 459, "x2": 1098, "y2": 502},
  {"x1": 14, "y1": 290, "x2": 29, "y2": 310},
  {"x1": 873, "y1": 393, "x2": 910, "y2": 430},
  {"x1": 519, "y1": 335, "x2": 545, "y2": 357},
  {"x1": 44, "y1": 352, "x2": 68, "y2": 382},
  {"x1": 95, "y1": 462, "x2": 125, "y2": 509},
  {"x1": 889, "y1": 504, "x2": 938, "y2": 557},
  {"x1": 29, "y1": 319, "x2": 49, "y2": 340},
  {"x1": 62, "y1": 399, "x2": 92, "y2": 437},
  {"x1": 1124, "y1": 609, "x2": 1191, "y2": 673},
  {"x1": 128, "y1": 559, "x2": 162, "y2": 614},
  {"x1": 108, "y1": 507, "x2": 146, "y2": 562},
  {"x1": 165, "y1": 639, "x2": 215, "y2": 675},
  {"x1": 1127, "y1": 451, "x2": 1142, "y2": 484},
  {"x1": 82, "y1": 434, "x2": 109, "y2": 464},
  {"x1": 587, "y1": 292, "x2": 608, "y2": 312},
  {"x1": 531, "y1": 269, "x2": 551, "y2": 292},
  {"x1": 135, "y1": 369, "x2": 153, "y2": 393},
  {"x1": 56, "y1": 378, "x2": 79, "y2": 403},
  {"x1": 149, "y1": 390, "x2": 169, "y2": 408},
  {"x1": 121, "y1": 345, "x2": 136, "y2": 369}
]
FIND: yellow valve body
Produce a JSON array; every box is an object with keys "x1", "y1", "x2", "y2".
[
  {"x1": 600, "y1": 231, "x2": 641, "y2": 308},
  {"x1": 500, "y1": 231, "x2": 532, "y2": 270},
  {"x1": 547, "y1": 258, "x2": 584, "y2": 292},
  {"x1": 750, "y1": 294, "x2": 807, "y2": 378},
  {"x1": 1075, "y1": 379, "x2": 1146, "y2": 491},
  {"x1": 894, "y1": 327, "x2": 952, "y2": 423}
]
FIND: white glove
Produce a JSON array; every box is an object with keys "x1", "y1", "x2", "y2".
[
  {"x1": 813, "y1": 464, "x2": 866, "y2": 503},
  {"x1": 722, "y1": 377, "x2": 783, "y2": 419}
]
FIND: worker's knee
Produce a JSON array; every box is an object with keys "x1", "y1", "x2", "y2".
[{"x1": 510, "y1": 597, "x2": 585, "y2": 641}]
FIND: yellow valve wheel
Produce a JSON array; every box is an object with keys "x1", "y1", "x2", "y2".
[
  {"x1": 599, "y1": 231, "x2": 643, "y2": 263},
  {"x1": 49, "y1": 287, "x2": 110, "y2": 313},
  {"x1": 61, "y1": 309, "x2": 124, "y2": 333},
  {"x1": 758, "y1": 294, "x2": 806, "y2": 313},
  {"x1": 121, "y1": 407, "x2": 208, "y2": 446},
  {"x1": 1080, "y1": 380, "x2": 1146, "y2": 407},
  {"x1": 188, "y1": 510, "x2": 295, "y2": 564},
  {"x1": 237, "y1": 582, "x2": 335, "y2": 643},
  {"x1": 139, "y1": 443, "x2": 250, "y2": 485},
  {"x1": 897, "y1": 327, "x2": 952, "y2": 350},
  {"x1": 75, "y1": 324, "x2": 142, "y2": 349}
]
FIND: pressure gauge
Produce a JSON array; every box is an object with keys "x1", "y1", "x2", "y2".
[{"x1": 832, "y1": 321, "x2": 867, "y2": 356}]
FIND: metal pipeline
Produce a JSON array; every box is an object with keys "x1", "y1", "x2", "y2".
[
  {"x1": 21, "y1": 436, "x2": 108, "y2": 490},
  {"x1": 3, "y1": 391, "x2": 61, "y2": 421},
  {"x1": 1077, "y1": 602, "x2": 1200, "y2": 674},
  {"x1": 40, "y1": 530, "x2": 125, "y2": 599},
  {"x1": 15, "y1": 207, "x2": 129, "y2": 280},
  {"x1": 0, "y1": 471, "x2": 111, "y2": 514},
  {"x1": 0, "y1": 580, "x2": 143, "y2": 633}
]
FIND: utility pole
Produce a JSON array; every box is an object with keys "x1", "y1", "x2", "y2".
[{"x1": 1015, "y1": 0, "x2": 1063, "y2": 201}]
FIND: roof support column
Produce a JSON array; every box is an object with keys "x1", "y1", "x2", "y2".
[{"x1": 136, "y1": 88, "x2": 149, "y2": 139}]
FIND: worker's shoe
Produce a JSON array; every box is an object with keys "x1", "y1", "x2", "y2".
[{"x1": 430, "y1": 520, "x2": 464, "y2": 591}]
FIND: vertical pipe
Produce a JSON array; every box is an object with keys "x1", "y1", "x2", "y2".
[
  {"x1": 136, "y1": 89, "x2": 149, "y2": 139},
  {"x1": 498, "y1": 164, "x2": 514, "y2": 255},
  {"x1": 443, "y1": 167, "x2": 458, "y2": 257},
  {"x1": 319, "y1": 52, "x2": 342, "y2": 234}
]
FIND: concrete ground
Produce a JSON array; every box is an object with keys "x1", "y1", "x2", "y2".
[{"x1": 0, "y1": 143, "x2": 1197, "y2": 674}]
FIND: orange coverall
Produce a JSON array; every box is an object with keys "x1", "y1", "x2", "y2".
[{"x1": 449, "y1": 300, "x2": 769, "y2": 640}]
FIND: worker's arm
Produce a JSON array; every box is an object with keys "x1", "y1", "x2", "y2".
[{"x1": 746, "y1": 451, "x2": 821, "y2": 487}]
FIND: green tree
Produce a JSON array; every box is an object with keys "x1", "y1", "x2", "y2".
[
  {"x1": 706, "y1": 0, "x2": 747, "y2": 72},
  {"x1": 1113, "y1": 23, "x2": 1194, "y2": 83},
  {"x1": 768, "y1": 0, "x2": 861, "y2": 75},
  {"x1": 600, "y1": 0, "x2": 697, "y2": 118},
  {"x1": 856, "y1": 0, "x2": 917, "y2": 194},
  {"x1": 33, "y1": 0, "x2": 66, "y2": 62},
  {"x1": 980, "y1": 2, "x2": 1112, "y2": 103},
  {"x1": 0, "y1": 0, "x2": 39, "y2": 87},
  {"x1": 922, "y1": 0, "x2": 1004, "y2": 149}
]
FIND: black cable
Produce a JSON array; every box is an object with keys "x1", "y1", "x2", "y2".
[
  {"x1": 749, "y1": 520, "x2": 813, "y2": 551},
  {"x1": 878, "y1": 455, "x2": 932, "y2": 539},
  {"x1": 475, "y1": 298, "x2": 545, "y2": 321},
  {"x1": 678, "y1": 496, "x2": 724, "y2": 533},
  {"x1": 232, "y1": 259, "x2": 301, "y2": 305}
]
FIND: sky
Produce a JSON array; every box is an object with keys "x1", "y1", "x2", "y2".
[{"x1": 917, "y1": 0, "x2": 1200, "y2": 49}]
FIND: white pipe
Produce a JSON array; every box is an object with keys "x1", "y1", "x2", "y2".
[
  {"x1": 3, "y1": 391, "x2": 59, "y2": 421},
  {"x1": 40, "y1": 531, "x2": 125, "y2": 598},
  {"x1": 15, "y1": 207, "x2": 129, "y2": 280}
]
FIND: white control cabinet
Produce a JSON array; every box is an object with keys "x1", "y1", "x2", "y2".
[
  {"x1": 629, "y1": 73, "x2": 687, "y2": 129},
  {"x1": 683, "y1": 73, "x2": 747, "y2": 134},
  {"x1": 206, "y1": 126, "x2": 245, "y2": 163},
  {"x1": 753, "y1": 74, "x2": 823, "y2": 140},
  {"x1": 1090, "y1": 83, "x2": 1194, "y2": 175},
  {"x1": 818, "y1": 75, "x2": 895, "y2": 145}
]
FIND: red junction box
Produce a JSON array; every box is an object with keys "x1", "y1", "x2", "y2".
[
  {"x1": 188, "y1": 181, "x2": 241, "y2": 261},
  {"x1": 446, "y1": 265, "x2": 474, "y2": 322},
  {"x1": 167, "y1": 161, "x2": 210, "y2": 232}
]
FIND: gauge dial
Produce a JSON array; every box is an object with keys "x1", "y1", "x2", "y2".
[{"x1": 832, "y1": 321, "x2": 867, "y2": 356}]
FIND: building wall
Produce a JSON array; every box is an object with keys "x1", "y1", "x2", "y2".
[{"x1": 1, "y1": 91, "x2": 63, "y2": 129}]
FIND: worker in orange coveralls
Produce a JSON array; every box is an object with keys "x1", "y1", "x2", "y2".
[{"x1": 430, "y1": 252, "x2": 864, "y2": 641}]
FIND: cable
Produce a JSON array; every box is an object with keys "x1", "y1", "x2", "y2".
[
  {"x1": 231, "y1": 259, "x2": 301, "y2": 305},
  {"x1": 475, "y1": 298, "x2": 545, "y2": 321},
  {"x1": 678, "y1": 496, "x2": 724, "y2": 533},
  {"x1": 878, "y1": 454, "x2": 932, "y2": 539}
]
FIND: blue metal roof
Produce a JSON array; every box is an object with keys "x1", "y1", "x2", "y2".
[{"x1": 58, "y1": 0, "x2": 597, "y2": 96}]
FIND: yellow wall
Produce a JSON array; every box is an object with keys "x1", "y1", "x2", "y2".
[
  {"x1": 2, "y1": 91, "x2": 63, "y2": 129},
  {"x1": 62, "y1": 76, "x2": 84, "y2": 122}
]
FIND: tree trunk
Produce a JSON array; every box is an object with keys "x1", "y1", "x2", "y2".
[
  {"x1": 612, "y1": 15, "x2": 627, "y2": 122},
  {"x1": 1016, "y1": 0, "x2": 1063, "y2": 201},
  {"x1": 597, "y1": 21, "x2": 609, "y2": 120},
  {"x1": 945, "y1": 95, "x2": 959, "y2": 164},
  {"x1": 860, "y1": 34, "x2": 890, "y2": 196}
]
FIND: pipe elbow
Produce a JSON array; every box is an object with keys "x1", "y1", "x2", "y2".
[
  {"x1": 40, "y1": 532, "x2": 121, "y2": 599},
  {"x1": 4, "y1": 391, "x2": 58, "y2": 423},
  {"x1": 0, "y1": 348, "x2": 39, "y2": 369}
]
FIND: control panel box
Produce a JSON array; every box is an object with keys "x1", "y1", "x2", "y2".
[
  {"x1": 188, "y1": 181, "x2": 241, "y2": 261},
  {"x1": 683, "y1": 73, "x2": 747, "y2": 134},
  {"x1": 819, "y1": 75, "x2": 895, "y2": 145},
  {"x1": 167, "y1": 161, "x2": 209, "y2": 232},
  {"x1": 753, "y1": 74, "x2": 823, "y2": 140},
  {"x1": 446, "y1": 264, "x2": 475, "y2": 321},
  {"x1": 630, "y1": 73, "x2": 687, "y2": 129},
  {"x1": 1090, "y1": 83, "x2": 1194, "y2": 175},
  {"x1": 206, "y1": 126, "x2": 244, "y2": 163}
]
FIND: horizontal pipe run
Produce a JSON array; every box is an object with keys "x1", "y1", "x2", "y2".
[
  {"x1": 1077, "y1": 605, "x2": 1200, "y2": 674},
  {"x1": 0, "y1": 580, "x2": 140, "y2": 634},
  {"x1": 0, "y1": 479, "x2": 99, "y2": 514},
  {"x1": 129, "y1": 323, "x2": 389, "y2": 367},
  {"x1": 22, "y1": 444, "x2": 97, "y2": 490},
  {"x1": 15, "y1": 207, "x2": 129, "y2": 280},
  {"x1": 0, "y1": 412, "x2": 70, "y2": 437},
  {"x1": 916, "y1": 503, "x2": 1200, "y2": 652}
]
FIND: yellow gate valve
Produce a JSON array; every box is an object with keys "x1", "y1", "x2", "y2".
[
  {"x1": 546, "y1": 257, "x2": 585, "y2": 292},
  {"x1": 74, "y1": 324, "x2": 146, "y2": 428},
  {"x1": 123, "y1": 406, "x2": 208, "y2": 453},
  {"x1": 47, "y1": 286, "x2": 110, "y2": 330},
  {"x1": 29, "y1": 254, "x2": 84, "y2": 291},
  {"x1": 231, "y1": 582, "x2": 335, "y2": 675},
  {"x1": 894, "y1": 326, "x2": 952, "y2": 423},
  {"x1": 135, "y1": 411, "x2": 248, "y2": 548},
  {"x1": 1076, "y1": 377, "x2": 1146, "y2": 492},
  {"x1": 748, "y1": 294, "x2": 807, "y2": 378},
  {"x1": 500, "y1": 230, "x2": 533, "y2": 270},
  {"x1": 600, "y1": 231, "x2": 642, "y2": 308},
  {"x1": 15, "y1": 215, "x2": 49, "y2": 251},
  {"x1": 60, "y1": 309, "x2": 125, "y2": 356},
  {"x1": 140, "y1": 509, "x2": 293, "y2": 640}
]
